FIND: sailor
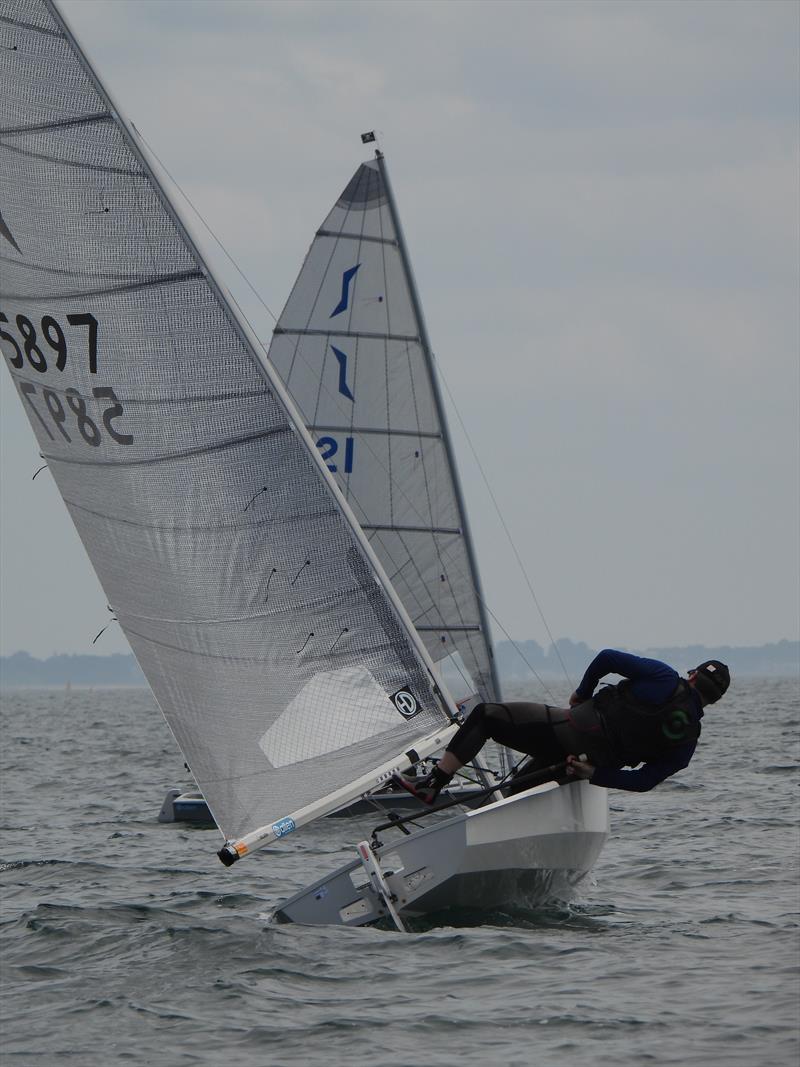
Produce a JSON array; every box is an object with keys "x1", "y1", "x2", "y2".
[{"x1": 397, "y1": 650, "x2": 730, "y2": 804}]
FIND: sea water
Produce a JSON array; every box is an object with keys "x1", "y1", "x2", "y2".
[{"x1": 1, "y1": 677, "x2": 798, "y2": 1066}]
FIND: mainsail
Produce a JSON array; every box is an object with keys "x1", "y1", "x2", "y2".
[
  {"x1": 268, "y1": 155, "x2": 501, "y2": 705},
  {"x1": 0, "y1": 0, "x2": 456, "y2": 850}
]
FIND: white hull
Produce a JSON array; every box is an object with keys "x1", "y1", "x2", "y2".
[{"x1": 274, "y1": 780, "x2": 608, "y2": 927}]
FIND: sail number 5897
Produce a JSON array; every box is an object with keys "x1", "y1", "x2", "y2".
[{"x1": 0, "y1": 311, "x2": 98, "y2": 374}]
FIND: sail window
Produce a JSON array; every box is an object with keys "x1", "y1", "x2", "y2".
[{"x1": 259, "y1": 665, "x2": 407, "y2": 768}]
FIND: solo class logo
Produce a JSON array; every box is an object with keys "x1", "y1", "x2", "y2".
[{"x1": 391, "y1": 689, "x2": 419, "y2": 718}]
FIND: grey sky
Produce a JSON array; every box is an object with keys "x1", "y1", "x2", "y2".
[{"x1": 1, "y1": 0, "x2": 798, "y2": 659}]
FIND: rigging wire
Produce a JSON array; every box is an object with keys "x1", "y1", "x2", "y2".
[
  {"x1": 433, "y1": 361, "x2": 575, "y2": 693},
  {"x1": 136, "y1": 131, "x2": 571, "y2": 701},
  {"x1": 139, "y1": 141, "x2": 479, "y2": 654},
  {"x1": 133, "y1": 126, "x2": 280, "y2": 327},
  {"x1": 132, "y1": 134, "x2": 482, "y2": 696}
]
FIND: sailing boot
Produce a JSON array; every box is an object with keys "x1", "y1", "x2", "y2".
[{"x1": 393, "y1": 765, "x2": 453, "y2": 805}]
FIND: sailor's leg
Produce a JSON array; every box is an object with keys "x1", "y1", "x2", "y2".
[
  {"x1": 483, "y1": 701, "x2": 569, "y2": 763},
  {"x1": 398, "y1": 701, "x2": 569, "y2": 805},
  {"x1": 398, "y1": 703, "x2": 501, "y2": 800},
  {"x1": 441, "y1": 701, "x2": 569, "y2": 771}
]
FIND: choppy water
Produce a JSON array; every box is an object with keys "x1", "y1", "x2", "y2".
[{"x1": 1, "y1": 677, "x2": 798, "y2": 1066}]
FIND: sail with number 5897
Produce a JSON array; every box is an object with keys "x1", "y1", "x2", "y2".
[{"x1": 0, "y1": 0, "x2": 459, "y2": 852}]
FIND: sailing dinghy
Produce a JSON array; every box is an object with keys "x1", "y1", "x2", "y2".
[{"x1": 0, "y1": 0, "x2": 608, "y2": 929}]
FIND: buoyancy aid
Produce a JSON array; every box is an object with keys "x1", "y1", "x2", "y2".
[{"x1": 592, "y1": 679, "x2": 701, "y2": 766}]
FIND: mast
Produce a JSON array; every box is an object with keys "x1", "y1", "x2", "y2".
[{"x1": 375, "y1": 150, "x2": 503, "y2": 703}]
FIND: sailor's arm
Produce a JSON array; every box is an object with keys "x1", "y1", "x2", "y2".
[
  {"x1": 567, "y1": 745, "x2": 696, "y2": 792},
  {"x1": 569, "y1": 649, "x2": 679, "y2": 706}
]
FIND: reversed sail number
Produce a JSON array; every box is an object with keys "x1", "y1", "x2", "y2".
[
  {"x1": 317, "y1": 435, "x2": 354, "y2": 474},
  {"x1": 14, "y1": 381, "x2": 133, "y2": 447}
]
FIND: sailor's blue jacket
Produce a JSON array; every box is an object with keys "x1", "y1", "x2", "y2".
[{"x1": 574, "y1": 649, "x2": 704, "y2": 792}]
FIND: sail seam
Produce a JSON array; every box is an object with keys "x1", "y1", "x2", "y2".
[
  {"x1": 0, "y1": 14, "x2": 62, "y2": 36},
  {"x1": 62, "y1": 498, "x2": 297, "y2": 534},
  {"x1": 0, "y1": 138, "x2": 143, "y2": 176},
  {"x1": 362, "y1": 524, "x2": 462, "y2": 535},
  {"x1": 8, "y1": 374, "x2": 271, "y2": 405},
  {"x1": 0, "y1": 253, "x2": 163, "y2": 283},
  {"x1": 121, "y1": 621, "x2": 398, "y2": 665},
  {"x1": 316, "y1": 228, "x2": 396, "y2": 247},
  {"x1": 1, "y1": 268, "x2": 204, "y2": 302},
  {"x1": 113, "y1": 589, "x2": 360, "y2": 627},
  {"x1": 416, "y1": 625, "x2": 481, "y2": 632},
  {"x1": 0, "y1": 113, "x2": 111, "y2": 136},
  {"x1": 309, "y1": 424, "x2": 441, "y2": 439},
  {"x1": 42, "y1": 425, "x2": 291, "y2": 469},
  {"x1": 274, "y1": 327, "x2": 420, "y2": 343}
]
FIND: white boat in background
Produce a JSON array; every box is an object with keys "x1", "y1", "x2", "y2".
[{"x1": 1, "y1": 0, "x2": 607, "y2": 929}]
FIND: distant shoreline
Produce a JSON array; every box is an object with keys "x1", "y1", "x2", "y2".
[
  {"x1": 3, "y1": 678, "x2": 798, "y2": 693},
  {"x1": 1, "y1": 641, "x2": 797, "y2": 688},
  {"x1": 494, "y1": 638, "x2": 799, "y2": 682}
]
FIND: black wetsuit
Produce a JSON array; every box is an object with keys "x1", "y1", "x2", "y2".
[{"x1": 445, "y1": 650, "x2": 704, "y2": 792}]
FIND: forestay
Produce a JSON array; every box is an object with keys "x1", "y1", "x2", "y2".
[
  {"x1": 0, "y1": 0, "x2": 455, "y2": 847},
  {"x1": 268, "y1": 156, "x2": 500, "y2": 705}
]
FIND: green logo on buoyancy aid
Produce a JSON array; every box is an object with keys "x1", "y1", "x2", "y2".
[
  {"x1": 662, "y1": 708, "x2": 691, "y2": 741},
  {"x1": 593, "y1": 678, "x2": 700, "y2": 764}
]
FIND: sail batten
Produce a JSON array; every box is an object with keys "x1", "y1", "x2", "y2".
[
  {"x1": 3, "y1": 270, "x2": 206, "y2": 302},
  {"x1": 316, "y1": 229, "x2": 396, "y2": 247},
  {"x1": 43, "y1": 427, "x2": 290, "y2": 469},
  {"x1": 1, "y1": 137, "x2": 142, "y2": 174},
  {"x1": 0, "y1": 111, "x2": 110, "y2": 135},
  {"x1": 416, "y1": 625, "x2": 482, "y2": 633},
  {"x1": 310, "y1": 425, "x2": 442, "y2": 440},
  {"x1": 1, "y1": 0, "x2": 456, "y2": 849},
  {"x1": 0, "y1": 9, "x2": 59, "y2": 33},
  {"x1": 0, "y1": 255, "x2": 187, "y2": 282},
  {"x1": 362, "y1": 524, "x2": 461, "y2": 535},
  {"x1": 275, "y1": 328, "x2": 420, "y2": 343}
]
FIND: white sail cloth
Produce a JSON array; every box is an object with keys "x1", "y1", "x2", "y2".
[
  {"x1": 268, "y1": 160, "x2": 497, "y2": 703},
  {"x1": 0, "y1": 0, "x2": 452, "y2": 842}
]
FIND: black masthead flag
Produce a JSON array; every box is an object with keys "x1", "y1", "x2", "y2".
[{"x1": 360, "y1": 131, "x2": 376, "y2": 144}]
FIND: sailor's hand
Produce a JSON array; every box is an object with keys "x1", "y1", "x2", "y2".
[
  {"x1": 566, "y1": 754, "x2": 595, "y2": 780},
  {"x1": 568, "y1": 691, "x2": 585, "y2": 707}
]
